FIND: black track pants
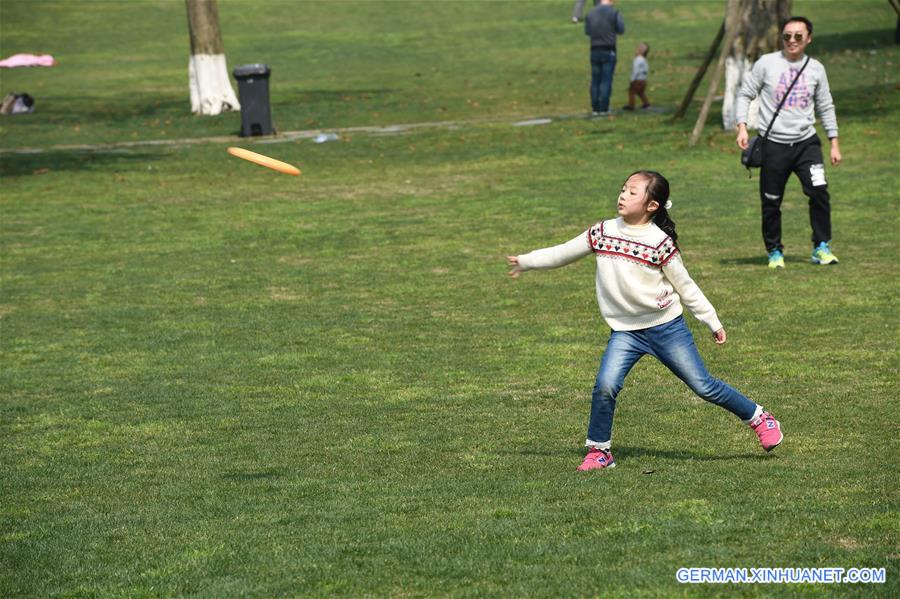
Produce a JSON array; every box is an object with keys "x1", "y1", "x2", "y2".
[{"x1": 758, "y1": 135, "x2": 832, "y2": 253}]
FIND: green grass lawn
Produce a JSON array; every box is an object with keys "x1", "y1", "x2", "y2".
[{"x1": 2, "y1": 1, "x2": 898, "y2": 596}]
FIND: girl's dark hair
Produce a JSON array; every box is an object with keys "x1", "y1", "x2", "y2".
[{"x1": 628, "y1": 170, "x2": 678, "y2": 245}]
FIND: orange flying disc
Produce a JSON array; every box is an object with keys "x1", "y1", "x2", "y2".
[{"x1": 227, "y1": 147, "x2": 301, "y2": 176}]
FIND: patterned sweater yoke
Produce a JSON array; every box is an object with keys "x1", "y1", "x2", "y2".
[{"x1": 588, "y1": 220, "x2": 679, "y2": 269}]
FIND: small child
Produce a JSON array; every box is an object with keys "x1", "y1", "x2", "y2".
[
  {"x1": 507, "y1": 171, "x2": 783, "y2": 471},
  {"x1": 623, "y1": 42, "x2": 651, "y2": 110}
]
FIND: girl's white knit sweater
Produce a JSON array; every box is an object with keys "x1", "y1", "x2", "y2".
[{"x1": 516, "y1": 218, "x2": 723, "y2": 333}]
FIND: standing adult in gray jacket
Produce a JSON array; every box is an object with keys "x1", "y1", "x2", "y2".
[
  {"x1": 585, "y1": 0, "x2": 625, "y2": 115},
  {"x1": 735, "y1": 16, "x2": 842, "y2": 268}
]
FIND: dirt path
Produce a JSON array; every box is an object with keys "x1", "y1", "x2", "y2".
[{"x1": 0, "y1": 108, "x2": 668, "y2": 155}]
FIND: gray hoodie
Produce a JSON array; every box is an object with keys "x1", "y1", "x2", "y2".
[{"x1": 736, "y1": 51, "x2": 838, "y2": 144}]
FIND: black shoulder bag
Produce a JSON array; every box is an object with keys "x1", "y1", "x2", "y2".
[{"x1": 741, "y1": 56, "x2": 810, "y2": 174}]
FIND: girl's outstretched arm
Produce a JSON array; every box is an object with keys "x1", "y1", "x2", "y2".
[{"x1": 507, "y1": 231, "x2": 592, "y2": 277}]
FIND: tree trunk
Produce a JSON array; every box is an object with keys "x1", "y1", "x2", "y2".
[
  {"x1": 673, "y1": 20, "x2": 725, "y2": 120},
  {"x1": 722, "y1": 0, "x2": 792, "y2": 130},
  {"x1": 186, "y1": 0, "x2": 239, "y2": 115},
  {"x1": 689, "y1": 0, "x2": 742, "y2": 146},
  {"x1": 891, "y1": 0, "x2": 900, "y2": 44}
]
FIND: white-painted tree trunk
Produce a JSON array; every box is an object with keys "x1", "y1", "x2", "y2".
[
  {"x1": 723, "y1": 55, "x2": 758, "y2": 130},
  {"x1": 188, "y1": 53, "x2": 240, "y2": 115},
  {"x1": 720, "y1": 0, "x2": 792, "y2": 130},
  {"x1": 185, "y1": 0, "x2": 239, "y2": 116}
]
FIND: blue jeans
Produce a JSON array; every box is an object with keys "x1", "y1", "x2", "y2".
[
  {"x1": 589, "y1": 48, "x2": 617, "y2": 112},
  {"x1": 587, "y1": 316, "x2": 757, "y2": 444}
]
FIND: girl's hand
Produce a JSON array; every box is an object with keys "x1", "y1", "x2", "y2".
[
  {"x1": 713, "y1": 328, "x2": 727, "y2": 345},
  {"x1": 506, "y1": 255, "x2": 522, "y2": 278}
]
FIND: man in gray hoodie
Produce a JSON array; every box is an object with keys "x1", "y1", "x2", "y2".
[
  {"x1": 584, "y1": 0, "x2": 625, "y2": 115},
  {"x1": 735, "y1": 16, "x2": 842, "y2": 268}
]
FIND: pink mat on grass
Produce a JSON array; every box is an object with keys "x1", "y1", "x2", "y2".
[{"x1": 0, "y1": 54, "x2": 56, "y2": 68}]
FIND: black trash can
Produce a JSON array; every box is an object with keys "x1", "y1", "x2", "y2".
[{"x1": 233, "y1": 63, "x2": 274, "y2": 137}]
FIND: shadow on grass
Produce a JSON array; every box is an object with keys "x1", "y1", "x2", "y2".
[
  {"x1": 815, "y1": 28, "x2": 895, "y2": 54},
  {"x1": 517, "y1": 445, "x2": 768, "y2": 461},
  {"x1": 284, "y1": 88, "x2": 399, "y2": 101},
  {"x1": 612, "y1": 445, "x2": 767, "y2": 462},
  {"x1": 5, "y1": 97, "x2": 207, "y2": 127},
  {"x1": 830, "y1": 82, "x2": 899, "y2": 118},
  {"x1": 719, "y1": 254, "x2": 811, "y2": 267},
  {"x1": 0, "y1": 89, "x2": 405, "y2": 142},
  {"x1": 0, "y1": 149, "x2": 164, "y2": 177},
  {"x1": 68, "y1": 97, "x2": 188, "y2": 121}
]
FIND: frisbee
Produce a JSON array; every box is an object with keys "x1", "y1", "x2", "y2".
[{"x1": 227, "y1": 147, "x2": 301, "y2": 176}]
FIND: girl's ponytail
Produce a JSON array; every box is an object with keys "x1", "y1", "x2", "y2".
[
  {"x1": 629, "y1": 170, "x2": 678, "y2": 246},
  {"x1": 653, "y1": 206, "x2": 678, "y2": 246}
]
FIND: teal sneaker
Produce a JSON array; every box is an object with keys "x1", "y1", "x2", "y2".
[
  {"x1": 811, "y1": 242, "x2": 839, "y2": 265},
  {"x1": 767, "y1": 249, "x2": 785, "y2": 269}
]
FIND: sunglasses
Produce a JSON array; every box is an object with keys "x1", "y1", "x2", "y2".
[{"x1": 782, "y1": 33, "x2": 806, "y2": 42}]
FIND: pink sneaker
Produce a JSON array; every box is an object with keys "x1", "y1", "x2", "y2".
[
  {"x1": 577, "y1": 448, "x2": 616, "y2": 471},
  {"x1": 750, "y1": 411, "x2": 783, "y2": 451}
]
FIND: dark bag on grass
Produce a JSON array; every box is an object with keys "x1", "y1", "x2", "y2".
[
  {"x1": 0, "y1": 92, "x2": 35, "y2": 115},
  {"x1": 740, "y1": 57, "x2": 809, "y2": 176}
]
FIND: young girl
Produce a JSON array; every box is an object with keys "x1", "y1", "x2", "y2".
[{"x1": 507, "y1": 171, "x2": 783, "y2": 471}]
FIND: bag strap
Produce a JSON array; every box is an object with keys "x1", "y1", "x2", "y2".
[{"x1": 761, "y1": 56, "x2": 810, "y2": 140}]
